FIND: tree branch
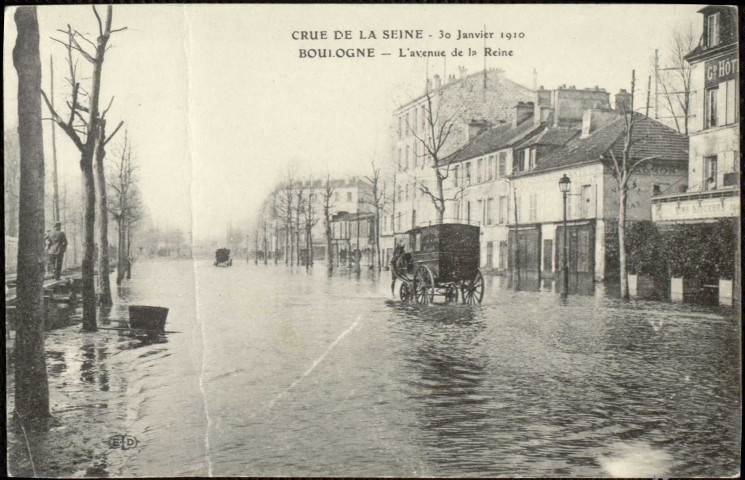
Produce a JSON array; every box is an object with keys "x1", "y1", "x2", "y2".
[
  {"x1": 92, "y1": 6, "x2": 103, "y2": 37},
  {"x1": 105, "y1": 120, "x2": 124, "y2": 145}
]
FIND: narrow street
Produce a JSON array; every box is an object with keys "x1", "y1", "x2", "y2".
[{"x1": 7, "y1": 258, "x2": 741, "y2": 477}]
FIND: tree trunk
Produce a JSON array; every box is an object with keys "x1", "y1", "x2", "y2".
[
  {"x1": 618, "y1": 187, "x2": 629, "y2": 299},
  {"x1": 274, "y1": 224, "x2": 279, "y2": 264},
  {"x1": 13, "y1": 5, "x2": 50, "y2": 423},
  {"x1": 94, "y1": 123, "x2": 112, "y2": 305},
  {"x1": 374, "y1": 207, "x2": 381, "y2": 271},
  {"x1": 436, "y1": 173, "x2": 445, "y2": 224},
  {"x1": 125, "y1": 222, "x2": 132, "y2": 279},
  {"x1": 81, "y1": 161, "x2": 97, "y2": 330},
  {"x1": 116, "y1": 218, "x2": 125, "y2": 285},
  {"x1": 263, "y1": 221, "x2": 268, "y2": 265}
]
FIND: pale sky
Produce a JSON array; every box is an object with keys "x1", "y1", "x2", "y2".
[{"x1": 4, "y1": 4, "x2": 703, "y2": 241}]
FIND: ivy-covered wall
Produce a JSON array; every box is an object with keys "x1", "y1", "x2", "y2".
[{"x1": 605, "y1": 219, "x2": 738, "y2": 282}]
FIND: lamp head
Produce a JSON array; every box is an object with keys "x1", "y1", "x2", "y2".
[{"x1": 559, "y1": 174, "x2": 571, "y2": 193}]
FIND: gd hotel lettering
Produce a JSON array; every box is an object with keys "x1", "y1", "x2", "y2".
[{"x1": 705, "y1": 52, "x2": 738, "y2": 87}]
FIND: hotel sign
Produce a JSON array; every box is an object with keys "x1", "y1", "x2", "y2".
[{"x1": 705, "y1": 52, "x2": 738, "y2": 87}]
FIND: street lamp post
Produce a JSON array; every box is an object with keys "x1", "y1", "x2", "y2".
[{"x1": 559, "y1": 174, "x2": 571, "y2": 296}]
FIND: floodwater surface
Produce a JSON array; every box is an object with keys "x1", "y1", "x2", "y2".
[{"x1": 7, "y1": 258, "x2": 741, "y2": 477}]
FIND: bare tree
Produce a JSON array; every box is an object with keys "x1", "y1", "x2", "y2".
[
  {"x1": 364, "y1": 161, "x2": 387, "y2": 271},
  {"x1": 41, "y1": 6, "x2": 126, "y2": 330},
  {"x1": 656, "y1": 23, "x2": 696, "y2": 134},
  {"x1": 108, "y1": 131, "x2": 141, "y2": 285},
  {"x1": 405, "y1": 89, "x2": 470, "y2": 224},
  {"x1": 302, "y1": 177, "x2": 320, "y2": 267},
  {"x1": 321, "y1": 175, "x2": 336, "y2": 272},
  {"x1": 13, "y1": 5, "x2": 50, "y2": 423},
  {"x1": 279, "y1": 168, "x2": 295, "y2": 265},
  {"x1": 605, "y1": 70, "x2": 658, "y2": 300},
  {"x1": 294, "y1": 182, "x2": 305, "y2": 266}
]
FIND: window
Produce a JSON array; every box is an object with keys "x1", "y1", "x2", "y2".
[
  {"x1": 347, "y1": 192, "x2": 353, "y2": 202},
  {"x1": 705, "y1": 87, "x2": 718, "y2": 128},
  {"x1": 476, "y1": 158, "x2": 483, "y2": 183},
  {"x1": 405, "y1": 184, "x2": 410, "y2": 200},
  {"x1": 413, "y1": 109, "x2": 418, "y2": 132},
  {"x1": 334, "y1": 192, "x2": 340, "y2": 201},
  {"x1": 405, "y1": 146, "x2": 410, "y2": 170},
  {"x1": 498, "y1": 152, "x2": 507, "y2": 177},
  {"x1": 498, "y1": 196, "x2": 508, "y2": 224},
  {"x1": 454, "y1": 165, "x2": 460, "y2": 187},
  {"x1": 487, "y1": 198, "x2": 494, "y2": 225},
  {"x1": 412, "y1": 182, "x2": 416, "y2": 199},
  {"x1": 488, "y1": 155, "x2": 495, "y2": 181},
  {"x1": 411, "y1": 209, "x2": 417, "y2": 228},
  {"x1": 465, "y1": 162, "x2": 472, "y2": 184},
  {"x1": 455, "y1": 201, "x2": 461, "y2": 220},
  {"x1": 706, "y1": 12, "x2": 720, "y2": 47},
  {"x1": 398, "y1": 117, "x2": 402, "y2": 139},
  {"x1": 466, "y1": 201, "x2": 471, "y2": 223},
  {"x1": 705, "y1": 155, "x2": 718, "y2": 190},
  {"x1": 398, "y1": 148, "x2": 403, "y2": 171},
  {"x1": 396, "y1": 186, "x2": 402, "y2": 202},
  {"x1": 396, "y1": 215, "x2": 401, "y2": 231},
  {"x1": 725, "y1": 79, "x2": 737, "y2": 125},
  {"x1": 391, "y1": 215, "x2": 394, "y2": 231},
  {"x1": 652, "y1": 183, "x2": 669, "y2": 195},
  {"x1": 421, "y1": 106, "x2": 427, "y2": 130},
  {"x1": 529, "y1": 194, "x2": 537, "y2": 222},
  {"x1": 477, "y1": 199, "x2": 483, "y2": 225},
  {"x1": 405, "y1": 113, "x2": 410, "y2": 135}
]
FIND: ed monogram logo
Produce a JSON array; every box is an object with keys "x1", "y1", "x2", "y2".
[{"x1": 109, "y1": 434, "x2": 139, "y2": 450}]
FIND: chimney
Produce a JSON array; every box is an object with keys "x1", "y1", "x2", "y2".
[
  {"x1": 513, "y1": 101, "x2": 534, "y2": 128},
  {"x1": 448, "y1": 74, "x2": 456, "y2": 83},
  {"x1": 458, "y1": 66, "x2": 468, "y2": 79},
  {"x1": 433, "y1": 74, "x2": 442, "y2": 90},
  {"x1": 615, "y1": 88, "x2": 632, "y2": 112},
  {"x1": 581, "y1": 108, "x2": 620, "y2": 138},
  {"x1": 468, "y1": 119, "x2": 490, "y2": 140}
]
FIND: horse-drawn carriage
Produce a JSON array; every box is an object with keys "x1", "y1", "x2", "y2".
[
  {"x1": 214, "y1": 248, "x2": 232, "y2": 267},
  {"x1": 392, "y1": 223, "x2": 484, "y2": 305}
]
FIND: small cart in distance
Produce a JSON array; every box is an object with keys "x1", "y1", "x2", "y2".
[{"x1": 392, "y1": 223, "x2": 484, "y2": 305}]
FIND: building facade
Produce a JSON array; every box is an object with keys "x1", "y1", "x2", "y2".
[
  {"x1": 652, "y1": 5, "x2": 739, "y2": 226},
  {"x1": 650, "y1": 5, "x2": 739, "y2": 304},
  {"x1": 380, "y1": 67, "x2": 535, "y2": 266}
]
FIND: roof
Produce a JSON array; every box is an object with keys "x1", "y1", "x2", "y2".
[
  {"x1": 442, "y1": 119, "x2": 542, "y2": 164},
  {"x1": 514, "y1": 114, "x2": 688, "y2": 176},
  {"x1": 513, "y1": 127, "x2": 579, "y2": 149},
  {"x1": 395, "y1": 68, "x2": 531, "y2": 112}
]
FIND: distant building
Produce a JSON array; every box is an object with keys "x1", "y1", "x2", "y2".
[{"x1": 262, "y1": 176, "x2": 374, "y2": 264}]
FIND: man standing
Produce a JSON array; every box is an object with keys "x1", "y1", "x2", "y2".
[{"x1": 47, "y1": 222, "x2": 67, "y2": 280}]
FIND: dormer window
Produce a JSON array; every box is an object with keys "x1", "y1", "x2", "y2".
[
  {"x1": 706, "y1": 12, "x2": 720, "y2": 47},
  {"x1": 528, "y1": 148, "x2": 537, "y2": 170}
]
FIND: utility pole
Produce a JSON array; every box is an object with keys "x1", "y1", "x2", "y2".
[
  {"x1": 654, "y1": 49, "x2": 659, "y2": 120},
  {"x1": 646, "y1": 75, "x2": 652, "y2": 117},
  {"x1": 50, "y1": 55, "x2": 60, "y2": 223}
]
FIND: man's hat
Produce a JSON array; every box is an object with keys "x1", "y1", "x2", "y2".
[{"x1": 54, "y1": 222, "x2": 62, "y2": 227}]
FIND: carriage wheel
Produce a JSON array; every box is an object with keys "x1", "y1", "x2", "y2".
[
  {"x1": 413, "y1": 265, "x2": 435, "y2": 305},
  {"x1": 461, "y1": 269, "x2": 484, "y2": 305},
  {"x1": 399, "y1": 282, "x2": 413, "y2": 303},
  {"x1": 445, "y1": 284, "x2": 459, "y2": 304}
]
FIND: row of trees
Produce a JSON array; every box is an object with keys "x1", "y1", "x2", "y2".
[
  {"x1": 253, "y1": 160, "x2": 390, "y2": 273},
  {"x1": 12, "y1": 6, "x2": 143, "y2": 424}
]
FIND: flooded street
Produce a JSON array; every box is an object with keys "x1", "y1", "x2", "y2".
[{"x1": 8, "y1": 258, "x2": 741, "y2": 477}]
